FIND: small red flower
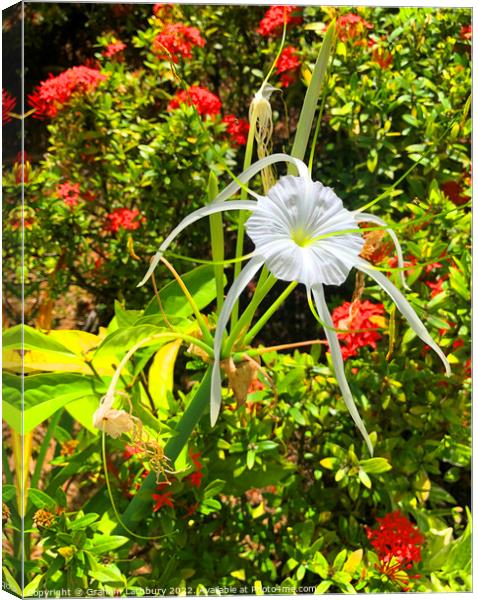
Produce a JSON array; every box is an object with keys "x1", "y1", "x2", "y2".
[
  {"x1": 336, "y1": 13, "x2": 373, "y2": 43},
  {"x1": 57, "y1": 182, "x2": 81, "y2": 208},
  {"x1": 441, "y1": 180, "x2": 470, "y2": 206},
  {"x1": 460, "y1": 24, "x2": 472, "y2": 40},
  {"x1": 104, "y1": 208, "x2": 144, "y2": 232},
  {"x1": 275, "y1": 46, "x2": 301, "y2": 87},
  {"x1": 187, "y1": 448, "x2": 204, "y2": 489},
  {"x1": 102, "y1": 40, "x2": 126, "y2": 58},
  {"x1": 366, "y1": 511, "x2": 424, "y2": 570},
  {"x1": 188, "y1": 448, "x2": 203, "y2": 470},
  {"x1": 28, "y1": 66, "x2": 106, "y2": 119},
  {"x1": 332, "y1": 300, "x2": 386, "y2": 360},
  {"x1": 371, "y1": 46, "x2": 393, "y2": 69},
  {"x1": 152, "y1": 490, "x2": 174, "y2": 511},
  {"x1": 222, "y1": 115, "x2": 250, "y2": 145},
  {"x1": 2, "y1": 88, "x2": 16, "y2": 124},
  {"x1": 153, "y1": 23, "x2": 205, "y2": 62},
  {"x1": 257, "y1": 6, "x2": 302, "y2": 37},
  {"x1": 425, "y1": 277, "x2": 446, "y2": 297},
  {"x1": 167, "y1": 86, "x2": 222, "y2": 117}
]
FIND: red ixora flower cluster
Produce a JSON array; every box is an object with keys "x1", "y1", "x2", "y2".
[
  {"x1": 460, "y1": 24, "x2": 472, "y2": 40},
  {"x1": 186, "y1": 449, "x2": 204, "y2": 489},
  {"x1": 153, "y1": 23, "x2": 205, "y2": 62},
  {"x1": 275, "y1": 45, "x2": 301, "y2": 87},
  {"x1": 57, "y1": 182, "x2": 81, "y2": 208},
  {"x1": 2, "y1": 88, "x2": 16, "y2": 124},
  {"x1": 28, "y1": 66, "x2": 106, "y2": 119},
  {"x1": 102, "y1": 40, "x2": 126, "y2": 58},
  {"x1": 257, "y1": 6, "x2": 302, "y2": 37},
  {"x1": 168, "y1": 85, "x2": 222, "y2": 117},
  {"x1": 332, "y1": 299, "x2": 385, "y2": 360},
  {"x1": 222, "y1": 115, "x2": 250, "y2": 146},
  {"x1": 336, "y1": 13, "x2": 373, "y2": 42},
  {"x1": 104, "y1": 208, "x2": 144, "y2": 232},
  {"x1": 366, "y1": 511, "x2": 424, "y2": 570}
]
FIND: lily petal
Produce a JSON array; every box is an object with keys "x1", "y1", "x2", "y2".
[
  {"x1": 356, "y1": 258, "x2": 451, "y2": 376},
  {"x1": 137, "y1": 200, "x2": 258, "y2": 287},
  {"x1": 211, "y1": 256, "x2": 265, "y2": 425},
  {"x1": 354, "y1": 211, "x2": 410, "y2": 290},
  {"x1": 311, "y1": 283, "x2": 374, "y2": 456}
]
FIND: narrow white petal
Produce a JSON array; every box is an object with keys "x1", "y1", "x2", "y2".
[
  {"x1": 356, "y1": 258, "x2": 451, "y2": 376},
  {"x1": 210, "y1": 256, "x2": 265, "y2": 426},
  {"x1": 312, "y1": 284, "x2": 374, "y2": 456},
  {"x1": 137, "y1": 200, "x2": 258, "y2": 287},
  {"x1": 355, "y1": 211, "x2": 410, "y2": 290},
  {"x1": 213, "y1": 153, "x2": 311, "y2": 204}
]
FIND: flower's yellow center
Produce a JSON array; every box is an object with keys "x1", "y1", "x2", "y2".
[{"x1": 291, "y1": 227, "x2": 313, "y2": 248}]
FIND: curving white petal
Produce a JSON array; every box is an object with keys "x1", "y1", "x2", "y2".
[
  {"x1": 213, "y1": 153, "x2": 311, "y2": 205},
  {"x1": 137, "y1": 200, "x2": 258, "y2": 287},
  {"x1": 210, "y1": 256, "x2": 265, "y2": 426},
  {"x1": 356, "y1": 258, "x2": 451, "y2": 376},
  {"x1": 311, "y1": 284, "x2": 374, "y2": 456},
  {"x1": 354, "y1": 211, "x2": 410, "y2": 290}
]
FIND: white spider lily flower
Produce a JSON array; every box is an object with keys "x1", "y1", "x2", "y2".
[
  {"x1": 93, "y1": 395, "x2": 135, "y2": 438},
  {"x1": 139, "y1": 153, "x2": 451, "y2": 455}
]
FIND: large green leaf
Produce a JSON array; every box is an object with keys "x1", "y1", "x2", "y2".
[
  {"x1": 93, "y1": 324, "x2": 172, "y2": 361},
  {"x1": 2, "y1": 372, "x2": 104, "y2": 433},
  {"x1": 289, "y1": 21, "x2": 335, "y2": 167},
  {"x1": 143, "y1": 264, "x2": 221, "y2": 317},
  {"x1": 3, "y1": 324, "x2": 76, "y2": 355}
]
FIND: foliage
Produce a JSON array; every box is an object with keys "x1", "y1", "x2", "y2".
[{"x1": 2, "y1": 3, "x2": 471, "y2": 597}]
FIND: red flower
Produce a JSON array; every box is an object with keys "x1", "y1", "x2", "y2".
[
  {"x1": 153, "y1": 23, "x2": 205, "y2": 62},
  {"x1": 453, "y1": 338, "x2": 465, "y2": 349},
  {"x1": 222, "y1": 115, "x2": 250, "y2": 145},
  {"x1": 188, "y1": 448, "x2": 203, "y2": 470},
  {"x1": 336, "y1": 13, "x2": 373, "y2": 42},
  {"x1": 425, "y1": 277, "x2": 446, "y2": 297},
  {"x1": 28, "y1": 66, "x2": 106, "y2": 119},
  {"x1": 371, "y1": 46, "x2": 393, "y2": 69},
  {"x1": 366, "y1": 511, "x2": 424, "y2": 570},
  {"x1": 2, "y1": 88, "x2": 16, "y2": 124},
  {"x1": 257, "y1": 6, "x2": 302, "y2": 37},
  {"x1": 167, "y1": 86, "x2": 222, "y2": 117},
  {"x1": 187, "y1": 448, "x2": 204, "y2": 489},
  {"x1": 275, "y1": 46, "x2": 301, "y2": 87},
  {"x1": 332, "y1": 299, "x2": 385, "y2": 360},
  {"x1": 102, "y1": 40, "x2": 126, "y2": 58},
  {"x1": 441, "y1": 180, "x2": 470, "y2": 206},
  {"x1": 104, "y1": 208, "x2": 144, "y2": 232},
  {"x1": 460, "y1": 24, "x2": 472, "y2": 40},
  {"x1": 187, "y1": 470, "x2": 204, "y2": 489},
  {"x1": 57, "y1": 182, "x2": 81, "y2": 208},
  {"x1": 152, "y1": 489, "x2": 174, "y2": 511}
]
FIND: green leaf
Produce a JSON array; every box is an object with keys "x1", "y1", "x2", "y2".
[
  {"x1": 203, "y1": 479, "x2": 226, "y2": 499},
  {"x1": 3, "y1": 324, "x2": 76, "y2": 355},
  {"x1": 290, "y1": 21, "x2": 335, "y2": 166},
  {"x1": 69, "y1": 513, "x2": 100, "y2": 531},
  {"x1": 143, "y1": 264, "x2": 220, "y2": 317},
  {"x1": 3, "y1": 372, "x2": 102, "y2": 433},
  {"x1": 23, "y1": 574, "x2": 44, "y2": 596},
  {"x1": 289, "y1": 406, "x2": 306, "y2": 425},
  {"x1": 310, "y1": 551, "x2": 329, "y2": 579},
  {"x1": 28, "y1": 488, "x2": 56, "y2": 511},
  {"x1": 359, "y1": 457, "x2": 392, "y2": 474},
  {"x1": 87, "y1": 534, "x2": 129, "y2": 555},
  {"x1": 2, "y1": 566, "x2": 22, "y2": 596},
  {"x1": 333, "y1": 548, "x2": 347, "y2": 570},
  {"x1": 88, "y1": 563, "x2": 125, "y2": 584},
  {"x1": 2, "y1": 484, "x2": 16, "y2": 503}
]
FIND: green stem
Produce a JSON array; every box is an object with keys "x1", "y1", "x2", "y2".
[
  {"x1": 231, "y1": 117, "x2": 257, "y2": 328},
  {"x1": 243, "y1": 281, "x2": 298, "y2": 346},
  {"x1": 223, "y1": 275, "x2": 276, "y2": 357},
  {"x1": 30, "y1": 410, "x2": 63, "y2": 490},
  {"x1": 114, "y1": 367, "x2": 212, "y2": 533},
  {"x1": 208, "y1": 171, "x2": 224, "y2": 313}
]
